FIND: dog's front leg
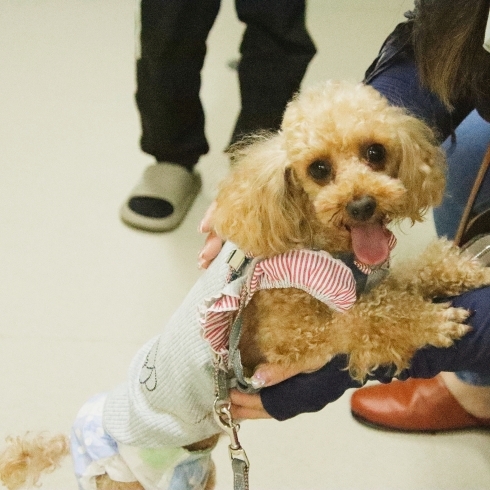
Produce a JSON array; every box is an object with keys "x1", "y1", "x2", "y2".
[{"x1": 333, "y1": 284, "x2": 471, "y2": 381}]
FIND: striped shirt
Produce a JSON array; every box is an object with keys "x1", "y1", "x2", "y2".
[{"x1": 200, "y1": 249, "x2": 357, "y2": 360}]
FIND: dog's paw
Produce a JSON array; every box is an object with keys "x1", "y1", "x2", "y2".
[
  {"x1": 432, "y1": 306, "x2": 471, "y2": 347},
  {"x1": 442, "y1": 305, "x2": 470, "y2": 323},
  {"x1": 482, "y1": 267, "x2": 490, "y2": 285}
]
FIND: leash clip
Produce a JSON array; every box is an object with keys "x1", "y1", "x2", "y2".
[{"x1": 213, "y1": 399, "x2": 250, "y2": 467}]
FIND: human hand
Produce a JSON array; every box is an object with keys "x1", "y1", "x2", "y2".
[
  {"x1": 229, "y1": 359, "x2": 361, "y2": 421},
  {"x1": 228, "y1": 364, "x2": 306, "y2": 419},
  {"x1": 198, "y1": 202, "x2": 224, "y2": 269},
  {"x1": 229, "y1": 363, "x2": 316, "y2": 419},
  {"x1": 230, "y1": 390, "x2": 271, "y2": 419}
]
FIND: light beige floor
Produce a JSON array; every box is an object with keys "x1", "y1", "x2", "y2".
[{"x1": 1, "y1": 1, "x2": 489, "y2": 489}]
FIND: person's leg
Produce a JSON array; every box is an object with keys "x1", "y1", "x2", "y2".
[
  {"x1": 122, "y1": 0, "x2": 221, "y2": 232},
  {"x1": 230, "y1": 0, "x2": 316, "y2": 144},
  {"x1": 136, "y1": 0, "x2": 220, "y2": 166},
  {"x1": 433, "y1": 110, "x2": 490, "y2": 239},
  {"x1": 434, "y1": 113, "x2": 490, "y2": 402},
  {"x1": 441, "y1": 372, "x2": 490, "y2": 419}
]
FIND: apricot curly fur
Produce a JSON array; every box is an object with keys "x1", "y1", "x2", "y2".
[
  {"x1": 0, "y1": 433, "x2": 69, "y2": 490},
  {"x1": 3, "y1": 80, "x2": 490, "y2": 488},
  {"x1": 213, "y1": 80, "x2": 490, "y2": 381}
]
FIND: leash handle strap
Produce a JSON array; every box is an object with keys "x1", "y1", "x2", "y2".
[{"x1": 232, "y1": 459, "x2": 250, "y2": 490}]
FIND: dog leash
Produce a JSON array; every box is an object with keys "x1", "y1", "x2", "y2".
[
  {"x1": 213, "y1": 356, "x2": 250, "y2": 490},
  {"x1": 212, "y1": 248, "x2": 258, "y2": 490}
]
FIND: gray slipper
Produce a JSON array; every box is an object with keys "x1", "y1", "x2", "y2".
[{"x1": 120, "y1": 163, "x2": 201, "y2": 232}]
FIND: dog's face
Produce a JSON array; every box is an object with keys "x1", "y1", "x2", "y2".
[{"x1": 214, "y1": 81, "x2": 445, "y2": 261}]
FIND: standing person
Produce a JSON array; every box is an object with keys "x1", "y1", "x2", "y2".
[
  {"x1": 120, "y1": 0, "x2": 316, "y2": 232},
  {"x1": 201, "y1": 0, "x2": 490, "y2": 429}
]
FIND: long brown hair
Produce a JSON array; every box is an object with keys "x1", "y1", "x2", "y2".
[{"x1": 412, "y1": 0, "x2": 490, "y2": 109}]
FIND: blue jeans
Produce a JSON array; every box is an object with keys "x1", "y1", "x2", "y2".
[
  {"x1": 438, "y1": 114, "x2": 490, "y2": 386},
  {"x1": 434, "y1": 110, "x2": 490, "y2": 239},
  {"x1": 364, "y1": 24, "x2": 490, "y2": 386}
]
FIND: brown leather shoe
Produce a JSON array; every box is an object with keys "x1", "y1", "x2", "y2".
[{"x1": 350, "y1": 375, "x2": 490, "y2": 432}]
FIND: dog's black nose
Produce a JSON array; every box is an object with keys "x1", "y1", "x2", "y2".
[{"x1": 346, "y1": 195, "x2": 377, "y2": 221}]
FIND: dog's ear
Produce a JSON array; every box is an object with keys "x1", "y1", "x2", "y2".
[
  {"x1": 395, "y1": 116, "x2": 446, "y2": 221},
  {"x1": 213, "y1": 134, "x2": 314, "y2": 257}
]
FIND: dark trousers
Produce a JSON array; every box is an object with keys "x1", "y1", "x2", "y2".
[{"x1": 136, "y1": 0, "x2": 316, "y2": 168}]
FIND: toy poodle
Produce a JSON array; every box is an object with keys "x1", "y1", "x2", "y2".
[{"x1": 2, "y1": 80, "x2": 490, "y2": 490}]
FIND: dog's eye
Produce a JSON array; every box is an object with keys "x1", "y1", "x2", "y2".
[
  {"x1": 307, "y1": 159, "x2": 332, "y2": 183},
  {"x1": 365, "y1": 143, "x2": 386, "y2": 169}
]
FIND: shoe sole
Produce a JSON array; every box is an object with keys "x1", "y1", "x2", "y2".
[{"x1": 351, "y1": 410, "x2": 490, "y2": 434}]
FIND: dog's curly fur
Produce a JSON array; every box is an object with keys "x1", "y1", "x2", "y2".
[
  {"x1": 213, "y1": 81, "x2": 490, "y2": 379},
  {"x1": 0, "y1": 434, "x2": 69, "y2": 490},
  {"x1": 2, "y1": 80, "x2": 490, "y2": 490}
]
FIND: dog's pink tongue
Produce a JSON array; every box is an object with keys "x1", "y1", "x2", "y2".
[{"x1": 350, "y1": 223, "x2": 391, "y2": 266}]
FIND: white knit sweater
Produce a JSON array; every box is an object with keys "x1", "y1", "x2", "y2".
[
  {"x1": 103, "y1": 242, "x2": 236, "y2": 448},
  {"x1": 103, "y1": 241, "x2": 356, "y2": 449}
]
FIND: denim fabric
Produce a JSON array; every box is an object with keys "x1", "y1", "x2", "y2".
[
  {"x1": 456, "y1": 370, "x2": 490, "y2": 386},
  {"x1": 434, "y1": 111, "x2": 490, "y2": 239}
]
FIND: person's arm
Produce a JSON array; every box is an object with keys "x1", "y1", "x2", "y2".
[
  {"x1": 230, "y1": 354, "x2": 365, "y2": 420},
  {"x1": 233, "y1": 286, "x2": 490, "y2": 421}
]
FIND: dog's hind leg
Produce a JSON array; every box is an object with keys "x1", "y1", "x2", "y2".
[{"x1": 95, "y1": 475, "x2": 144, "y2": 490}]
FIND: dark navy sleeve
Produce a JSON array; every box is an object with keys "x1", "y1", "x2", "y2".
[
  {"x1": 260, "y1": 355, "x2": 362, "y2": 421},
  {"x1": 260, "y1": 286, "x2": 490, "y2": 421},
  {"x1": 405, "y1": 287, "x2": 490, "y2": 378}
]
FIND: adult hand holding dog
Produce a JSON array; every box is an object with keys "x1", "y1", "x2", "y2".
[
  {"x1": 230, "y1": 361, "x2": 332, "y2": 419},
  {"x1": 231, "y1": 356, "x2": 362, "y2": 420},
  {"x1": 198, "y1": 202, "x2": 223, "y2": 270}
]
